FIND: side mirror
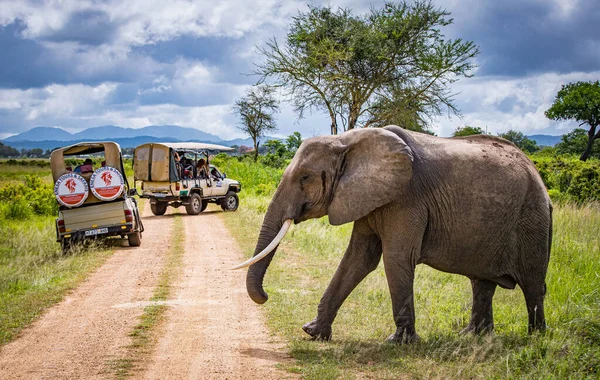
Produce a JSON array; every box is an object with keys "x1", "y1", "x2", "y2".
[
  {"x1": 223, "y1": 173, "x2": 227, "y2": 178},
  {"x1": 128, "y1": 188, "x2": 138, "y2": 197}
]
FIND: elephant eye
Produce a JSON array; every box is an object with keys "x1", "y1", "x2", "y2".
[{"x1": 301, "y1": 174, "x2": 309, "y2": 182}]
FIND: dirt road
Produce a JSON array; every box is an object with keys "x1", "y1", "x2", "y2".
[{"x1": 0, "y1": 203, "x2": 293, "y2": 379}]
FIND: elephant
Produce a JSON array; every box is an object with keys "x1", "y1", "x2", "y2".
[{"x1": 233, "y1": 125, "x2": 552, "y2": 343}]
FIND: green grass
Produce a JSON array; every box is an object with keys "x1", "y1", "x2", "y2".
[
  {"x1": 112, "y1": 214, "x2": 184, "y2": 378},
  {"x1": 0, "y1": 215, "x2": 113, "y2": 344},
  {"x1": 223, "y1": 185, "x2": 599, "y2": 379},
  {"x1": 0, "y1": 162, "x2": 52, "y2": 185}
]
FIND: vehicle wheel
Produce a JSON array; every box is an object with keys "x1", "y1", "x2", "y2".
[
  {"x1": 221, "y1": 191, "x2": 239, "y2": 212},
  {"x1": 201, "y1": 200, "x2": 208, "y2": 212},
  {"x1": 60, "y1": 238, "x2": 72, "y2": 254},
  {"x1": 185, "y1": 193, "x2": 202, "y2": 215},
  {"x1": 150, "y1": 201, "x2": 167, "y2": 215},
  {"x1": 128, "y1": 231, "x2": 142, "y2": 247}
]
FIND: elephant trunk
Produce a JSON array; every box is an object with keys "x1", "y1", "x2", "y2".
[{"x1": 245, "y1": 203, "x2": 289, "y2": 304}]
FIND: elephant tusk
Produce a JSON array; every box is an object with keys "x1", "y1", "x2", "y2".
[{"x1": 230, "y1": 219, "x2": 293, "y2": 270}]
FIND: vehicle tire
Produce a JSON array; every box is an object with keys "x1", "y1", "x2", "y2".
[
  {"x1": 128, "y1": 231, "x2": 142, "y2": 247},
  {"x1": 150, "y1": 201, "x2": 167, "y2": 216},
  {"x1": 185, "y1": 193, "x2": 202, "y2": 215},
  {"x1": 221, "y1": 191, "x2": 239, "y2": 212},
  {"x1": 201, "y1": 200, "x2": 208, "y2": 212},
  {"x1": 60, "y1": 238, "x2": 72, "y2": 254}
]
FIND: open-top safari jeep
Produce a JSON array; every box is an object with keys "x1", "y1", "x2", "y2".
[
  {"x1": 133, "y1": 142, "x2": 241, "y2": 215},
  {"x1": 51, "y1": 142, "x2": 143, "y2": 252}
]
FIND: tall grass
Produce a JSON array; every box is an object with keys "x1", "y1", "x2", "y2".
[
  {"x1": 220, "y1": 157, "x2": 599, "y2": 379},
  {"x1": 0, "y1": 162, "x2": 52, "y2": 185},
  {"x1": 0, "y1": 216, "x2": 113, "y2": 344}
]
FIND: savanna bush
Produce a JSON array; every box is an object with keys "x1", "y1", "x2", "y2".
[
  {"x1": 259, "y1": 153, "x2": 290, "y2": 169},
  {"x1": 531, "y1": 155, "x2": 600, "y2": 203},
  {"x1": 0, "y1": 175, "x2": 58, "y2": 219},
  {"x1": 212, "y1": 154, "x2": 283, "y2": 196},
  {"x1": 0, "y1": 159, "x2": 49, "y2": 168}
]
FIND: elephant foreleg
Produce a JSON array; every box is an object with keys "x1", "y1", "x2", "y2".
[
  {"x1": 383, "y1": 259, "x2": 419, "y2": 344},
  {"x1": 461, "y1": 279, "x2": 497, "y2": 334},
  {"x1": 303, "y1": 219, "x2": 382, "y2": 340}
]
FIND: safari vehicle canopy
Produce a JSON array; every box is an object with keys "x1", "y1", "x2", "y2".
[
  {"x1": 51, "y1": 141, "x2": 130, "y2": 206},
  {"x1": 133, "y1": 142, "x2": 233, "y2": 182}
]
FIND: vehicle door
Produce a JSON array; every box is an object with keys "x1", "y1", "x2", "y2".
[{"x1": 209, "y1": 167, "x2": 227, "y2": 196}]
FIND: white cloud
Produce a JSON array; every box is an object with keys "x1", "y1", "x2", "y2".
[
  {"x1": 0, "y1": 82, "x2": 115, "y2": 125},
  {"x1": 432, "y1": 71, "x2": 600, "y2": 136},
  {"x1": 1, "y1": 0, "x2": 306, "y2": 47}
]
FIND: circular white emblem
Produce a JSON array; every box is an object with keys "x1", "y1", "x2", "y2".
[
  {"x1": 90, "y1": 166, "x2": 125, "y2": 201},
  {"x1": 54, "y1": 173, "x2": 89, "y2": 208}
]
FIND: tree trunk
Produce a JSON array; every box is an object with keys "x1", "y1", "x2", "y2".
[
  {"x1": 347, "y1": 102, "x2": 361, "y2": 130},
  {"x1": 580, "y1": 125, "x2": 599, "y2": 162},
  {"x1": 253, "y1": 138, "x2": 259, "y2": 162},
  {"x1": 327, "y1": 107, "x2": 337, "y2": 135}
]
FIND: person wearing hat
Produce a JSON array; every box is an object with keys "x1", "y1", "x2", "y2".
[{"x1": 74, "y1": 158, "x2": 94, "y2": 173}]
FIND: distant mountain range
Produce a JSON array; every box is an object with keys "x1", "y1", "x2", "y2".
[
  {"x1": 527, "y1": 134, "x2": 562, "y2": 147},
  {"x1": 2, "y1": 125, "x2": 269, "y2": 151},
  {"x1": 2, "y1": 125, "x2": 563, "y2": 151}
]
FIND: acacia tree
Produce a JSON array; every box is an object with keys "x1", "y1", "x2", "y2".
[
  {"x1": 255, "y1": 1, "x2": 479, "y2": 134},
  {"x1": 545, "y1": 80, "x2": 600, "y2": 161},
  {"x1": 233, "y1": 85, "x2": 280, "y2": 161},
  {"x1": 452, "y1": 125, "x2": 486, "y2": 137}
]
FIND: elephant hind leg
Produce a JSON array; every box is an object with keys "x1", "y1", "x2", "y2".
[
  {"x1": 461, "y1": 279, "x2": 497, "y2": 335},
  {"x1": 519, "y1": 277, "x2": 547, "y2": 333}
]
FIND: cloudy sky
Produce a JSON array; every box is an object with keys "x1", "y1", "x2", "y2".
[{"x1": 0, "y1": 0, "x2": 598, "y2": 140}]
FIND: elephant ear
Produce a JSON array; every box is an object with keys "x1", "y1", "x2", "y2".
[{"x1": 328, "y1": 128, "x2": 413, "y2": 226}]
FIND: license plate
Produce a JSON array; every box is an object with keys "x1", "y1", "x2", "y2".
[{"x1": 85, "y1": 228, "x2": 109, "y2": 236}]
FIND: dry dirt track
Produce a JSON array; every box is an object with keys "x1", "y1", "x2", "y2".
[{"x1": 0, "y1": 202, "x2": 294, "y2": 379}]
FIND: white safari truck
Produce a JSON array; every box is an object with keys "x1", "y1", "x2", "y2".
[
  {"x1": 133, "y1": 142, "x2": 241, "y2": 215},
  {"x1": 51, "y1": 142, "x2": 143, "y2": 252}
]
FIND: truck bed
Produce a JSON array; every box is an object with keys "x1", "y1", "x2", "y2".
[{"x1": 62, "y1": 201, "x2": 126, "y2": 232}]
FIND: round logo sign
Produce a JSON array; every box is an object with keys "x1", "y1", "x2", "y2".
[
  {"x1": 90, "y1": 166, "x2": 125, "y2": 201},
  {"x1": 54, "y1": 173, "x2": 89, "y2": 208}
]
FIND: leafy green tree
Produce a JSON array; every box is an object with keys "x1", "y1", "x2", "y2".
[
  {"x1": 255, "y1": 1, "x2": 479, "y2": 134},
  {"x1": 0, "y1": 142, "x2": 19, "y2": 157},
  {"x1": 545, "y1": 80, "x2": 600, "y2": 161},
  {"x1": 264, "y1": 139, "x2": 287, "y2": 156},
  {"x1": 30, "y1": 148, "x2": 43, "y2": 158},
  {"x1": 366, "y1": 83, "x2": 440, "y2": 135},
  {"x1": 232, "y1": 85, "x2": 280, "y2": 162},
  {"x1": 556, "y1": 128, "x2": 600, "y2": 158},
  {"x1": 498, "y1": 130, "x2": 539, "y2": 153},
  {"x1": 286, "y1": 132, "x2": 303, "y2": 153},
  {"x1": 452, "y1": 126, "x2": 486, "y2": 137}
]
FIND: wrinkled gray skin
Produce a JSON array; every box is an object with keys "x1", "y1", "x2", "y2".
[{"x1": 246, "y1": 126, "x2": 552, "y2": 343}]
